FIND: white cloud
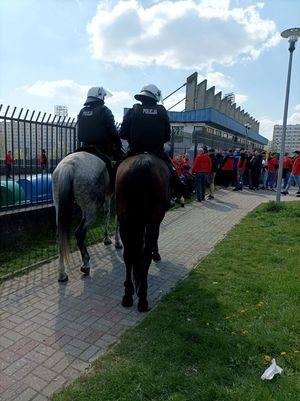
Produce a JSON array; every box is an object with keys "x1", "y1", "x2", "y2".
[
  {"x1": 258, "y1": 104, "x2": 300, "y2": 141},
  {"x1": 21, "y1": 79, "x2": 132, "y2": 122},
  {"x1": 235, "y1": 94, "x2": 248, "y2": 105},
  {"x1": 199, "y1": 71, "x2": 234, "y2": 91},
  {"x1": 23, "y1": 80, "x2": 87, "y2": 104},
  {"x1": 259, "y1": 117, "x2": 279, "y2": 141},
  {"x1": 87, "y1": 0, "x2": 280, "y2": 70},
  {"x1": 288, "y1": 104, "x2": 300, "y2": 125}
]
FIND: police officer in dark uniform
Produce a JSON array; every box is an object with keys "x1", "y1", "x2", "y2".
[
  {"x1": 77, "y1": 86, "x2": 123, "y2": 186},
  {"x1": 119, "y1": 84, "x2": 185, "y2": 206}
]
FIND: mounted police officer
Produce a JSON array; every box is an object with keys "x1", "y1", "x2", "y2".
[
  {"x1": 119, "y1": 84, "x2": 185, "y2": 207},
  {"x1": 77, "y1": 86, "x2": 123, "y2": 187}
]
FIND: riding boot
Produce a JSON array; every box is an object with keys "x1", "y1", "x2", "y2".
[{"x1": 156, "y1": 151, "x2": 185, "y2": 208}]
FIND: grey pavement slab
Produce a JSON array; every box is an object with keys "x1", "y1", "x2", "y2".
[{"x1": 0, "y1": 188, "x2": 297, "y2": 400}]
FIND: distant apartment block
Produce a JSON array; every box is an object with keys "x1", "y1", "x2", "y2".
[
  {"x1": 54, "y1": 105, "x2": 68, "y2": 118},
  {"x1": 272, "y1": 124, "x2": 300, "y2": 153}
]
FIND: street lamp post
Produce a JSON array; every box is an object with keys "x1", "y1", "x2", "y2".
[
  {"x1": 244, "y1": 123, "x2": 251, "y2": 149},
  {"x1": 276, "y1": 27, "x2": 300, "y2": 203}
]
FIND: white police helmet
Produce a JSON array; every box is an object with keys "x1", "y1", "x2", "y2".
[
  {"x1": 134, "y1": 84, "x2": 162, "y2": 103},
  {"x1": 84, "y1": 87, "x2": 112, "y2": 105}
]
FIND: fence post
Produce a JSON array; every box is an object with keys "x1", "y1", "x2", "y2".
[
  {"x1": 170, "y1": 129, "x2": 175, "y2": 159},
  {"x1": 193, "y1": 127, "x2": 198, "y2": 159}
]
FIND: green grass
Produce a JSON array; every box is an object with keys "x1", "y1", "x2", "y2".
[
  {"x1": 50, "y1": 200, "x2": 300, "y2": 401},
  {"x1": 0, "y1": 213, "x2": 116, "y2": 279}
]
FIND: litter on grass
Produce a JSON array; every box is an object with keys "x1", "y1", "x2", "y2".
[{"x1": 261, "y1": 358, "x2": 283, "y2": 380}]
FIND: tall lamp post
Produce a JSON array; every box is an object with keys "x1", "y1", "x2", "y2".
[
  {"x1": 244, "y1": 123, "x2": 251, "y2": 149},
  {"x1": 276, "y1": 27, "x2": 300, "y2": 203}
]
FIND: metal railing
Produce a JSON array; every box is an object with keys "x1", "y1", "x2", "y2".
[
  {"x1": 168, "y1": 127, "x2": 247, "y2": 161},
  {"x1": 0, "y1": 105, "x2": 77, "y2": 210}
]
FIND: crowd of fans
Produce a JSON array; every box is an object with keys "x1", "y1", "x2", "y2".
[{"x1": 172, "y1": 146, "x2": 300, "y2": 202}]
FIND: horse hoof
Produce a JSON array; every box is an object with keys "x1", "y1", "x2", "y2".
[
  {"x1": 104, "y1": 238, "x2": 112, "y2": 246},
  {"x1": 138, "y1": 300, "x2": 150, "y2": 312},
  {"x1": 58, "y1": 274, "x2": 68, "y2": 283},
  {"x1": 81, "y1": 266, "x2": 90, "y2": 276},
  {"x1": 115, "y1": 242, "x2": 123, "y2": 250},
  {"x1": 122, "y1": 295, "x2": 133, "y2": 307},
  {"x1": 152, "y1": 252, "x2": 161, "y2": 262}
]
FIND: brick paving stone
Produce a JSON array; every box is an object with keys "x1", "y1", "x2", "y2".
[
  {"x1": 43, "y1": 350, "x2": 66, "y2": 369},
  {"x1": 0, "y1": 372, "x2": 16, "y2": 390},
  {"x1": 32, "y1": 365, "x2": 57, "y2": 382},
  {"x1": 25, "y1": 350, "x2": 49, "y2": 364},
  {"x1": 78, "y1": 344, "x2": 99, "y2": 362},
  {"x1": 13, "y1": 388, "x2": 37, "y2": 401},
  {"x1": 0, "y1": 190, "x2": 296, "y2": 400},
  {"x1": 11, "y1": 339, "x2": 39, "y2": 356},
  {"x1": 0, "y1": 382, "x2": 29, "y2": 401},
  {"x1": 62, "y1": 344, "x2": 83, "y2": 357},
  {"x1": 22, "y1": 373, "x2": 48, "y2": 392},
  {"x1": 0, "y1": 336, "x2": 14, "y2": 348},
  {"x1": 3, "y1": 357, "x2": 31, "y2": 376},
  {"x1": 52, "y1": 355, "x2": 75, "y2": 374},
  {"x1": 31, "y1": 394, "x2": 48, "y2": 401},
  {"x1": 40, "y1": 375, "x2": 67, "y2": 398},
  {"x1": 0, "y1": 349, "x2": 20, "y2": 363}
]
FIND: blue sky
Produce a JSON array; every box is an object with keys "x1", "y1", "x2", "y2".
[{"x1": 0, "y1": 0, "x2": 299, "y2": 140}]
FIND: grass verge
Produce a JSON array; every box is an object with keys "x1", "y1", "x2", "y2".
[
  {"x1": 0, "y1": 214, "x2": 116, "y2": 279},
  {"x1": 0, "y1": 194, "x2": 193, "y2": 279},
  {"x1": 51, "y1": 200, "x2": 300, "y2": 401}
]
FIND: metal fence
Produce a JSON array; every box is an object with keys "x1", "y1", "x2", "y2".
[{"x1": 0, "y1": 104, "x2": 77, "y2": 210}]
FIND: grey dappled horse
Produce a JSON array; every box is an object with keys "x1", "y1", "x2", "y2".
[{"x1": 52, "y1": 151, "x2": 122, "y2": 282}]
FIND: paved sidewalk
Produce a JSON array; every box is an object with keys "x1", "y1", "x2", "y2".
[{"x1": 0, "y1": 189, "x2": 296, "y2": 400}]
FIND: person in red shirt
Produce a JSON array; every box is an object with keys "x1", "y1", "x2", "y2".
[
  {"x1": 266, "y1": 153, "x2": 279, "y2": 191},
  {"x1": 172, "y1": 154, "x2": 184, "y2": 176},
  {"x1": 192, "y1": 147, "x2": 212, "y2": 202},
  {"x1": 282, "y1": 152, "x2": 293, "y2": 189},
  {"x1": 39, "y1": 149, "x2": 48, "y2": 171},
  {"x1": 5, "y1": 150, "x2": 13, "y2": 179},
  {"x1": 233, "y1": 149, "x2": 247, "y2": 191},
  {"x1": 181, "y1": 153, "x2": 191, "y2": 176},
  {"x1": 221, "y1": 149, "x2": 235, "y2": 187},
  {"x1": 281, "y1": 150, "x2": 300, "y2": 196}
]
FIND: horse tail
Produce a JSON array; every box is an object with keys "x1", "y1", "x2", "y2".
[{"x1": 56, "y1": 164, "x2": 74, "y2": 266}]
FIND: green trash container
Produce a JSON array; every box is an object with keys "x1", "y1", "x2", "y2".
[{"x1": 0, "y1": 180, "x2": 26, "y2": 207}]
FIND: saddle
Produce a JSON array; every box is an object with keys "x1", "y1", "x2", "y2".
[{"x1": 74, "y1": 145, "x2": 111, "y2": 166}]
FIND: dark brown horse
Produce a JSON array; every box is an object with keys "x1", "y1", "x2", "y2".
[{"x1": 115, "y1": 153, "x2": 170, "y2": 312}]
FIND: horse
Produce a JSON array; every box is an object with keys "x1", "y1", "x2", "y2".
[
  {"x1": 52, "y1": 151, "x2": 122, "y2": 282},
  {"x1": 115, "y1": 153, "x2": 170, "y2": 312}
]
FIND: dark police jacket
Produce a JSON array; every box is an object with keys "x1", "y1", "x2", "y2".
[
  {"x1": 77, "y1": 101, "x2": 122, "y2": 157},
  {"x1": 119, "y1": 102, "x2": 171, "y2": 153}
]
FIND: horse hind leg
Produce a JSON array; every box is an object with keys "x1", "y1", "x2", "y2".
[
  {"x1": 115, "y1": 217, "x2": 123, "y2": 249},
  {"x1": 103, "y1": 195, "x2": 112, "y2": 245},
  {"x1": 75, "y1": 211, "x2": 95, "y2": 276},
  {"x1": 137, "y1": 225, "x2": 160, "y2": 312},
  {"x1": 120, "y1": 227, "x2": 136, "y2": 308},
  {"x1": 57, "y1": 231, "x2": 69, "y2": 282},
  {"x1": 152, "y1": 240, "x2": 161, "y2": 262},
  {"x1": 122, "y1": 251, "x2": 134, "y2": 308}
]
